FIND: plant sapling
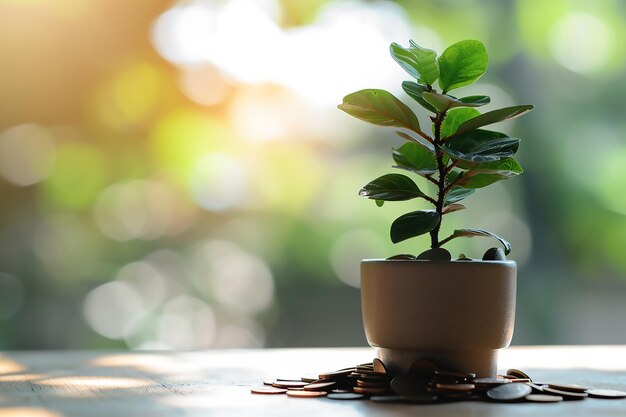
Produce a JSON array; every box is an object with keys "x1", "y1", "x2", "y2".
[{"x1": 338, "y1": 39, "x2": 533, "y2": 260}]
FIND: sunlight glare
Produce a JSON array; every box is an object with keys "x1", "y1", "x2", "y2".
[
  {"x1": 189, "y1": 153, "x2": 248, "y2": 211},
  {"x1": 152, "y1": 0, "x2": 415, "y2": 107},
  {"x1": 0, "y1": 408, "x2": 62, "y2": 417},
  {"x1": 0, "y1": 124, "x2": 55, "y2": 186},
  {"x1": 190, "y1": 240, "x2": 274, "y2": 314},
  {"x1": 549, "y1": 13, "x2": 613, "y2": 74},
  {"x1": 38, "y1": 376, "x2": 151, "y2": 389},
  {"x1": 83, "y1": 281, "x2": 144, "y2": 339}
]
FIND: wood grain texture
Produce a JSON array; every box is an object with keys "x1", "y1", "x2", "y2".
[{"x1": 0, "y1": 347, "x2": 623, "y2": 416}]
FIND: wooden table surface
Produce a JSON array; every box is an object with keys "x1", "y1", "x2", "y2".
[{"x1": 0, "y1": 346, "x2": 624, "y2": 416}]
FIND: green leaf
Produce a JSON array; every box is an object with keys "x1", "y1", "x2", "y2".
[
  {"x1": 454, "y1": 173, "x2": 507, "y2": 189},
  {"x1": 402, "y1": 81, "x2": 437, "y2": 113},
  {"x1": 338, "y1": 89, "x2": 423, "y2": 133},
  {"x1": 443, "y1": 138, "x2": 520, "y2": 162},
  {"x1": 390, "y1": 210, "x2": 440, "y2": 243},
  {"x1": 444, "y1": 187, "x2": 475, "y2": 204},
  {"x1": 451, "y1": 105, "x2": 534, "y2": 138},
  {"x1": 457, "y1": 157, "x2": 523, "y2": 172},
  {"x1": 390, "y1": 42, "x2": 439, "y2": 86},
  {"x1": 422, "y1": 92, "x2": 489, "y2": 113},
  {"x1": 453, "y1": 158, "x2": 522, "y2": 189},
  {"x1": 448, "y1": 129, "x2": 507, "y2": 148},
  {"x1": 392, "y1": 142, "x2": 437, "y2": 175},
  {"x1": 441, "y1": 108, "x2": 481, "y2": 138},
  {"x1": 422, "y1": 91, "x2": 456, "y2": 112},
  {"x1": 396, "y1": 131, "x2": 435, "y2": 152},
  {"x1": 459, "y1": 95, "x2": 490, "y2": 106},
  {"x1": 445, "y1": 170, "x2": 462, "y2": 187},
  {"x1": 375, "y1": 200, "x2": 385, "y2": 207},
  {"x1": 359, "y1": 174, "x2": 427, "y2": 201},
  {"x1": 441, "y1": 228, "x2": 511, "y2": 255},
  {"x1": 438, "y1": 40, "x2": 488, "y2": 93},
  {"x1": 442, "y1": 129, "x2": 519, "y2": 162},
  {"x1": 442, "y1": 203, "x2": 466, "y2": 214}
]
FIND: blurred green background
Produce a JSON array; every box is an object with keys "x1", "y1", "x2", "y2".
[{"x1": 0, "y1": 0, "x2": 625, "y2": 350}]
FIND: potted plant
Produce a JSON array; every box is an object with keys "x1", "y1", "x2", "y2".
[{"x1": 338, "y1": 39, "x2": 533, "y2": 377}]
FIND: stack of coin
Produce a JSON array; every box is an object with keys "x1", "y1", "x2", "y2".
[{"x1": 251, "y1": 358, "x2": 626, "y2": 404}]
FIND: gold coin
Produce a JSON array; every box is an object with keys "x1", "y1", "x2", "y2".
[
  {"x1": 356, "y1": 379, "x2": 389, "y2": 388},
  {"x1": 319, "y1": 369, "x2": 354, "y2": 380},
  {"x1": 547, "y1": 383, "x2": 589, "y2": 393},
  {"x1": 435, "y1": 383, "x2": 475, "y2": 392},
  {"x1": 542, "y1": 387, "x2": 588, "y2": 400},
  {"x1": 356, "y1": 369, "x2": 388, "y2": 376},
  {"x1": 336, "y1": 366, "x2": 359, "y2": 372},
  {"x1": 272, "y1": 381, "x2": 309, "y2": 388},
  {"x1": 353, "y1": 386, "x2": 389, "y2": 395},
  {"x1": 373, "y1": 358, "x2": 387, "y2": 374},
  {"x1": 350, "y1": 373, "x2": 388, "y2": 381},
  {"x1": 251, "y1": 386, "x2": 288, "y2": 395},
  {"x1": 286, "y1": 390, "x2": 327, "y2": 398},
  {"x1": 506, "y1": 368, "x2": 531, "y2": 380},
  {"x1": 303, "y1": 381, "x2": 336, "y2": 391}
]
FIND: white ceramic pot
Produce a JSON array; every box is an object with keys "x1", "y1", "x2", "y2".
[{"x1": 361, "y1": 259, "x2": 516, "y2": 377}]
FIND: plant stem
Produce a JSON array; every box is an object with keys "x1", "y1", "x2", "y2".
[
  {"x1": 429, "y1": 110, "x2": 447, "y2": 249},
  {"x1": 425, "y1": 174, "x2": 438, "y2": 185}
]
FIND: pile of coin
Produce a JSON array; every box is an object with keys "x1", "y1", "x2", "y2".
[{"x1": 251, "y1": 357, "x2": 626, "y2": 404}]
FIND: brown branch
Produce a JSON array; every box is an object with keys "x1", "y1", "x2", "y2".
[{"x1": 424, "y1": 174, "x2": 438, "y2": 185}]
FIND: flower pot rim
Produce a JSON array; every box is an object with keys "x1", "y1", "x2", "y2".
[{"x1": 361, "y1": 258, "x2": 516, "y2": 266}]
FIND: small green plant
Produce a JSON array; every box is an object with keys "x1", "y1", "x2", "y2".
[{"x1": 338, "y1": 39, "x2": 533, "y2": 257}]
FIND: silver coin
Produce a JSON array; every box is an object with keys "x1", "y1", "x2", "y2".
[
  {"x1": 487, "y1": 382, "x2": 532, "y2": 401},
  {"x1": 251, "y1": 386, "x2": 288, "y2": 395},
  {"x1": 473, "y1": 377, "x2": 510, "y2": 385},
  {"x1": 525, "y1": 394, "x2": 563, "y2": 403},
  {"x1": 326, "y1": 392, "x2": 364, "y2": 400},
  {"x1": 587, "y1": 389, "x2": 626, "y2": 399}
]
